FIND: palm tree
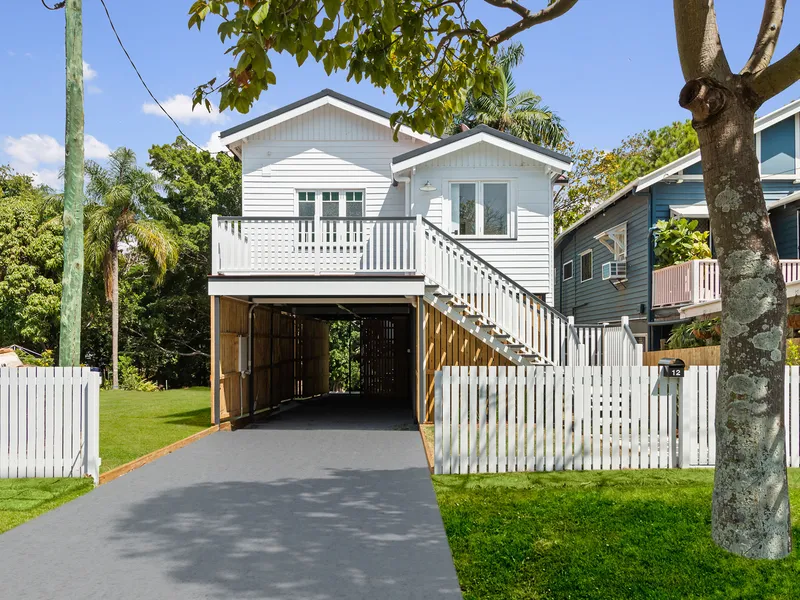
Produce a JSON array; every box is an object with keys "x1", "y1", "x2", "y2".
[
  {"x1": 84, "y1": 148, "x2": 179, "y2": 389},
  {"x1": 452, "y1": 44, "x2": 567, "y2": 148}
]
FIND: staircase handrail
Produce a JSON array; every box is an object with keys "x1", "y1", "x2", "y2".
[{"x1": 420, "y1": 218, "x2": 570, "y2": 321}]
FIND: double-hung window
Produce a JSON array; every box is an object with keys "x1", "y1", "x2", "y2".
[{"x1": 449, "y1": 181, "x2": 513, "y2": 238}]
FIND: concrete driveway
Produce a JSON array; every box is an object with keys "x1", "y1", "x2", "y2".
[{"x1": 0, "y1": 395, "x2": 462, "y2": 599}]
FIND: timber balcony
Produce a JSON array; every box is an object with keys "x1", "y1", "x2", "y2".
[
  {"x1": 651, "y1": 258, "x2": 800, "y2": 309},
  {"x1": 210, "y1": 215, "x2": 644, "y2": 368},
  {"x1": 211, "y1": 215, "x2": 423, "y2": 276}
]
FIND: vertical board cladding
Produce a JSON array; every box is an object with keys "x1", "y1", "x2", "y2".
[
  {"x1": 554, "y1": 193, "x2": 650, "y2": 326},
  {"x1": 770, "y1": 199, "x2": 800, "y2": 259},
  {"x1": 214, "y1": 297, "x2": 330, "y2": 422},
  {"x1": 239, "y1": 103, "x2": 421, "y2": 218},
  {"x1": 423, "y1": 303, "x2": 512, "y2": 423},
  {"x1": 761, "y1": 116, "x2": 796, "y2": 175},
  {"x1": 410, "y1": 143, "x2": 554, "y2": 298}
]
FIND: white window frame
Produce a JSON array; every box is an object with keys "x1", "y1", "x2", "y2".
[
  {"x1": 294, "y1": 189, "x2": 365, "y2": 217},
  {"x1": 562, "y1": 260, "x2": 574, "y2": 281},
  {"x1": 594, "y1": 222, "x2": 627, "y2": 261},
  {"x1": 580, "y1": 249, "x2": 593, "y2": 283},
  {"x1": 446, "y1": 179, "x2": 516, "y2": 239}
]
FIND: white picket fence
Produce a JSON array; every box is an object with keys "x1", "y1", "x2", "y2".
[
  {"x1": 0, "y1": 368, "x2": 101, "y2": 483},
  {"x1": 434, "y1": 365, "x2": 800, "y2": 474}
]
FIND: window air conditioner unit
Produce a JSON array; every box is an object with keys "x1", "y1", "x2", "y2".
[{"x1": 602, "y1": 261, "x2": 627, "y2": 281}]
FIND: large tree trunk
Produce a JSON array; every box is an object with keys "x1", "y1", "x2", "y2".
[
  {"x1": 111, "y1": 247, "x2": 119, "y2": 390},
  {"x1": 682, "y1": 80, "x2": 792, "y2": 558},
  {"x1": 58, "y1": 0, "x2": 84, "y2": 366}
]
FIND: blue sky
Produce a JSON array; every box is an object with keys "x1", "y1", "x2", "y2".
[{"x1": 2, "y1": 1, "x2": 799, "y2": 187}]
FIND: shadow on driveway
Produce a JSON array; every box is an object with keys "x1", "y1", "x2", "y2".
[{"x1": 113, "y1": 469, "x2": 461, "y2": 599}]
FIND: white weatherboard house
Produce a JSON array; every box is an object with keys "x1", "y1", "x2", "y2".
[{"x1": 208, "y1": 89, "x2": 641, "y2": 425}]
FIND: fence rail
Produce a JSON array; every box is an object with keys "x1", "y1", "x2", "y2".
[
  {"x1": 434, "y1": 365, "x2": 800, "y2": 474},
  {"x1": 652, "y1": 259, "x2": 800, "y2": 308},
  {"x1": 0, "y1": 367, "x2": 100, "y2": 482}
]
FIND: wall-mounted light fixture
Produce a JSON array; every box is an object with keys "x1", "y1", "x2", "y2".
[{"x1": 419, "y1": 181, "x2": 436, "y2": 192}]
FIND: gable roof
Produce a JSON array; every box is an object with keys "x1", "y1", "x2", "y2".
[
  {"x1": 390, "y1": 124, "x2": 572, "y2": 173},
  {"x1": 219, "y1": 89, "x2": 439, "y2": 148},
  {"x1": 555, "y1": 97, "x2": 800, "y2": 246},
  {"x1": 635, "y1": 98, "x2": 800, "y2": 191}
]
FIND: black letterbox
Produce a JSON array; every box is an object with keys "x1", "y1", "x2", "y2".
[{"x1": 658, "y1": 358, "x2": 686, "y2": 378}]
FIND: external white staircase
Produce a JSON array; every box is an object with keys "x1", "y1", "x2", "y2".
[{"x1": 419, "y1": 220, "x2": 578, "y2": 366}]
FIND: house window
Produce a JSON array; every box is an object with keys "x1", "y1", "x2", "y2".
[
  {"x1": 322, "y1": 191, "x2": 340, "y2": 217},
  {"x1": 345, "y1": 191, "x2": 364, "y2": 217},
  {"x1": 297, "y1": 190, "x2": 364, "y2": 218},
  {"x1": 451, "y1": 183, "x2": 477, "y2": 235},
  {"x1": 449, "y1": 181, "x2": 512, "y2": 237},
  {"x1": 298, "y1": 191, "x2": 316, "y2": 217},
  {"x1": 563, "y1": 260, "x2": 573, "y2": 281},
  {"x1": 580, "y1": 250, "x2": 593, "y2": 282}
]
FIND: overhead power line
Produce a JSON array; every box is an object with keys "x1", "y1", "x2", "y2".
[{"x1": 97, "y1": 0, "x2": 202, "y2": 149}]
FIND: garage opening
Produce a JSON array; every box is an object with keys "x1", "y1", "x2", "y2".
[{"x1": 211, "y1": 298, "x2": 418, "y2": 428}]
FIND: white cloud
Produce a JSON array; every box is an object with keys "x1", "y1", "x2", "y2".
[
  {"x1": 2, "y1": 133, "x2": 111, "y2": 189},
  {"x1": 84, "y1": 135, "x2": 111, "y2": 159},
  {"x1": 142, "y1": 94, "x2": 225, "y2": 125},
  {"x1": 87, "y1": 85, "x2": 102, "y2": 95},
  {"x1": 203, "y1": 131, "x2": 231, "y2": 155},
  {"x1": 4, "y1": 134, "x2": 64, "y2": 172},
  {"x1": 33, "y1": 168, "x2": 62, "y2": 189},
  {"x1": 83, "y1": 61, "x2": 97, "y2": 81},
  {"x1": 7, "y1": 50, "x2": 15, "y2": 57}
]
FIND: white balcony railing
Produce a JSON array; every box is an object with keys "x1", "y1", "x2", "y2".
[
  {"x1": 211, "y1": 214, "x2": 643, "y2": 367},
  {"x1": 211, "y1": 215, "x2": 422, "y2": 275},
  {"x1": 652, "y1": 259, "x2": 800, "y2": 308}
]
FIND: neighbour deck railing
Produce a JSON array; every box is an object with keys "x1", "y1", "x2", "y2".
[
  {"x1": 652, "y1": 259, "x2": 800, "y2": 308},
  {"x1": 211, "y1": 215, "x2": 420, "y2": 275}
]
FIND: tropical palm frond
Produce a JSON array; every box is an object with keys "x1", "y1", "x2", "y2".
[
  {"x1": 496, "y1": 43, "x2": 525, "y2": 71},
  {"x1": 85, "y1": 160, "x2": 113, "y2": 201},
  {"x1": 128, "y1": 219, "x2": 180, "y2": 283},
  {"x1": 107, "y1": 148, "x2": 138, "y2": 185},
  {"x1": 84, "y1": 204, "x2": 118, "y2": 271},
  {"x1": 448, "y1": 41, "x2": 566, "y2": 147}
]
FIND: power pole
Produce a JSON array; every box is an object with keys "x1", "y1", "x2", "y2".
[{"x1": 59, "y1": 0, "x2": 85, "y2": 366}]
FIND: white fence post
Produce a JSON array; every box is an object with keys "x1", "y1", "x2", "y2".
[
  {"x1": 678, "y1": 369, "x2": 695, "y2": 468},
  {"x1": 434, "y1": 370, "x2": 443, "y2": 475},
  {"x1": 85, "y1": 371, "x2": 101, "y2": 484}
]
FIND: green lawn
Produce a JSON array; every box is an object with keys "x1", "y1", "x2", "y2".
[
  {"x1": 434, "y1": 469, "x2": 800, "y2": 600},
  {"x1": 0, "y1": 478, "x2": 94, "y2": 535},
  {"x1": 0, "y1": 387, "x2": 211, "y2": 535},
  {"x1": 100, "y1": 386, "x2": 211, "y2": 473}
]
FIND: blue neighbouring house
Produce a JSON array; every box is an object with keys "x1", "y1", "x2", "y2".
[{"x1": 554, "y1": 99, "x2": 800, "y2": 351}]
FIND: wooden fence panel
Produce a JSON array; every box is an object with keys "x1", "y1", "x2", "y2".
[
  {"x1": 0, "y1": 367, "x2": 100, "y2": 482},
  {"x1": 435, "y1": 366, "x2": 682, "y2": 475}
]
